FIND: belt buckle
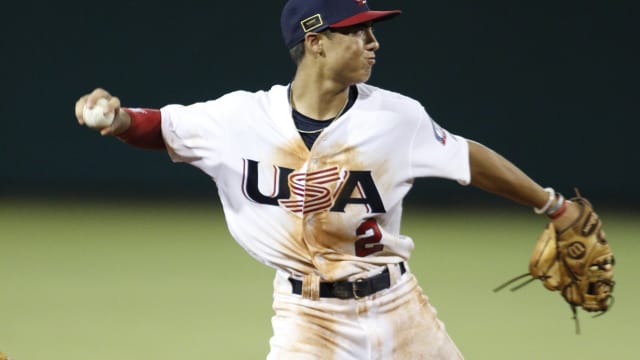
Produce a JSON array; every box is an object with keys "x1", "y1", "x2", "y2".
[{"x1": 352, "y1": 277, "x2": 367, "y2": 299}]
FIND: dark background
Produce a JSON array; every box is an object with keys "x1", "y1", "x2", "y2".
[{"x1": 1, "y1": 0, "x2": 638, "y2": 207}]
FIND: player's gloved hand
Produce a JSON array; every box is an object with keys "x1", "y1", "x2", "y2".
[
  {"x1": 494, "y1": 190, "x2": 615, "y2": 334},
  {"x1": 550, "y1": 200, "x2": 581, "y2": 231},
  {"x1": 75, "y1": 88, "x2": 131, "y2": 136}
]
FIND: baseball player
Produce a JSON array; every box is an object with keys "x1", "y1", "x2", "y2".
[{"x1": 75, "y1": 0, "x2": 588, "y2": 358}]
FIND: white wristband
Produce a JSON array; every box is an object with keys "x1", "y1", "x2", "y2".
[
  {"x1": 546, "y1": 193, "x2": 565, "y2": 216},
  {"x1": 534, "y1": 187, "x2": 555, "y2": 214}
]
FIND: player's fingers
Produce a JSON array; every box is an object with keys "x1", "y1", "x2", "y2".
[
  {"x1": 98, "y1": 97, "x2": 121, "y2": 135},
  {"x1": 99, "y1": 108, "x2": 122, "y2": 136},
  {"x1": 99, "y1": 126, "x2": 113, "y2": 136},
  {"x1": 105, "y1": 96, "x2": 121, "y2": 114},
  {"x1": 75, "y1": 94, "x2": 89, "y2": 125},
  {"x1": 86, "y1": 88, "x2": 111, "y2": 108}
]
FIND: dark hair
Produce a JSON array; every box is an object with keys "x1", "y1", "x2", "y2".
[
  {"x1": 288, "y1": 42, "x2": 305, "y2": 64},
  {"x1": 287, "y1": 29, "x2": 334, "y2": 65}
]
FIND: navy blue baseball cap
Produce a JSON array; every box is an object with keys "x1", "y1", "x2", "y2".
[{"x1": 281, "y1": 0, "x2": 402, "y2": 48}]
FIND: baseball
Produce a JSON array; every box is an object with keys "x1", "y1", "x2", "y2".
[{"x1": 82, "y1": 98, "x2": 115, "y2": 129}]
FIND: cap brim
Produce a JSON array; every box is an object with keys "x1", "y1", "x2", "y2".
[{"x1": 330, "y1": 10, "x2": 401, "y2": 28}]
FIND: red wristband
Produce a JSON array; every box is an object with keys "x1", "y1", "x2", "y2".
[
  {"x1": 117, "y1": 108, "x2": 165, "y2": 150},
  {"x1": 548, "y1": 199, "x2": 568, "y2": 220}
]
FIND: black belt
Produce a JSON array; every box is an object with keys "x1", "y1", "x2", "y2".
[{"x1": 289, "y1": 263, "x2": 407, "y2": 299}]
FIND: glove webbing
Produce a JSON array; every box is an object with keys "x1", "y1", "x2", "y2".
[
  {"x1": 493, "y1": 272, "x2": 614, "y2": 334},
  {"x1": 493, "y1": 273, "x2": 583, "y2": 334}
]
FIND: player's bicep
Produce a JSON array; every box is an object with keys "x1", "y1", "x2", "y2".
[{"x1": 161, "y1": 103, "x2": 226, "y2": 173}]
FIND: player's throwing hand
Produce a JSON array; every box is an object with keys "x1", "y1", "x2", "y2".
[{"x1": 75, "y1": 88, "x2": 129, "y2": 136}]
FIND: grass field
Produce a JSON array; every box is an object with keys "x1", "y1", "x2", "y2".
[{"x1": 0, "y1": 199, "x2": 638, "y2": 359}]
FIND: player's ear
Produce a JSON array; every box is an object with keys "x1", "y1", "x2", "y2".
[{"x1": 304, "y1": 33, "x2": 324, "y2": 57}]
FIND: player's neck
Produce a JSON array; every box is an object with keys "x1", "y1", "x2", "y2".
[{"x1": 290, "y1": 74, "x2": 350, "y2": 121}]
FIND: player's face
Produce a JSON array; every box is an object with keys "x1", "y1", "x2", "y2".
[{"x1": 322, "y1": 23, "x2": 380, "y2": 85}]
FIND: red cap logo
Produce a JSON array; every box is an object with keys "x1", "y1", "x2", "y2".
[{"x1": 355, "y1": 0, "x2": 367, "y2": 6}]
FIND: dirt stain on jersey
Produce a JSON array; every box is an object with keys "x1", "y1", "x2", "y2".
[
  {"x1": 270, "y1": 136, "x2": 309, "y2": 170},
  {"x1": 306, "y1": 143, "x2": 389, "y2": 279},
  {"x1": 269, "y1": 139, "x2": 392, "y2": 280}
]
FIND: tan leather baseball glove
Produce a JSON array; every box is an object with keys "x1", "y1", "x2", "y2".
[{"x1": 495, "y1": 194, "x2": 615, "y2": 333}]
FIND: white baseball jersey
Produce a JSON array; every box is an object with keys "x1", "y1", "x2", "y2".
[{"x1": 160, "y1": 83, "x2": 470, "y2": 281}]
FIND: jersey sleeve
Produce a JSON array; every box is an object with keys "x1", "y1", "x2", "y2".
[
  {"x1": 409, "y1": 107, "x2": 470, "y2": 185},
  {"x1": 160, "y1": 100, "x2": 228, "y2": 179}
]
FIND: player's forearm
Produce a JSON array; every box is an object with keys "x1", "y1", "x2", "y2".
[
  {"x1": 115, "y1": 108, "x2": 165, "y2": 149},
  {"x1": 469, "y1": 141, "x2": 580, "y2": 229},
  {"x1": 467, "y1": 140, "x2": 581, "y2": 229},
  {"x1": 467, "y1": 140, "x2": 548, "y2": 208}
]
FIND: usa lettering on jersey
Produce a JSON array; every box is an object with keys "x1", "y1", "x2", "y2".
[{"x1": 242, "y1": 159, "x2": 386, "y2": 214}]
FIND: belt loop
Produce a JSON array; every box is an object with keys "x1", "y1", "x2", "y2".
[
  {"x1": 387, "y1": 263, "x2": 400, "y2": 285},
  {"x1": 301, "y1": 273, "x2": 321, "y2": 300},
  {"x1": 387, "y1": 262, "x2": 406, "y2": 286}
]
